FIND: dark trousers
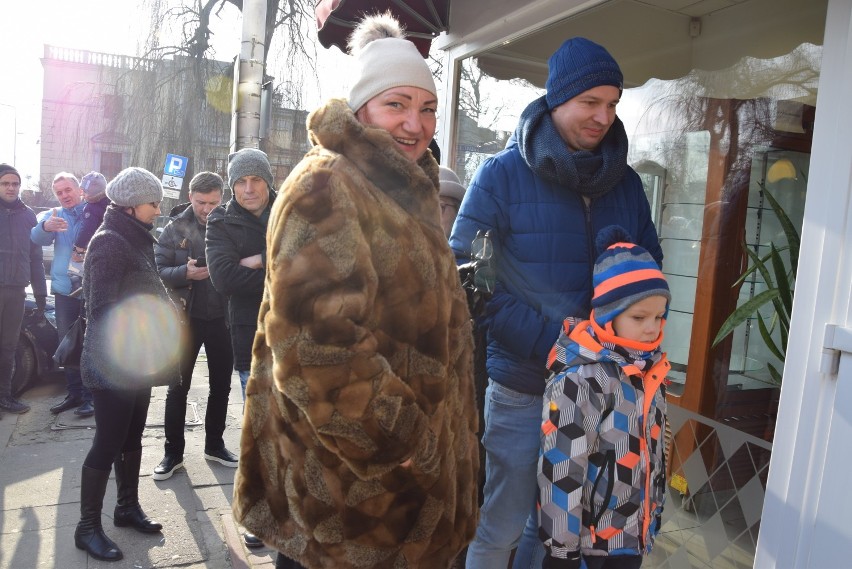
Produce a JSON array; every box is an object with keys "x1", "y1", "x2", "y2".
[
  {"x1": 0, "y1": 287, "x2": 26, "y2": 398},
  {"x1": 275, "y1": 552, "x2": 307, "y2": 569},
  {"x1": 164, "y1": 317, "x2": 233, "y2": 455},
  {"x1": 54, "y1": 293, "x2": 92, "y2": 402},
  {"x1": 583, "y1": 555, "x2": 643, "y2": 569},
  {"x1": 84, "y1": 387, "x2": 152, "y2": 471}
]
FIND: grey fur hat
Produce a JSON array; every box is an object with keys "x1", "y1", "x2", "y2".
[
  {"x1": 227, "y1": 148, "x2": 274, "y2": 191},
  {"x1": 106, "y1": 167, "x2": 163, "y2": 207},
  {"x1": 347, "y1": 12, "x2": 437, "y2": 112}
]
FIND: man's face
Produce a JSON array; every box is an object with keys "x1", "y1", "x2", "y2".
[
  {"x1": 355, "y1": 87, "x2": 437, "y2": 162},
  {"x1": 550, "y1": 85, "x2": 621, "y2": 152},
  {"x1": 0, "y1": 173, "x2": 21, "y2": 203},
  {"x1": 233, "y1": 176, "x2": 270, "y2": 216},
  {"x1": 190, "y1": 189, "x2": 223, "y2": 224},
  {"x1": 52, "y1": 178, "x2": 83, "y2": 209}
]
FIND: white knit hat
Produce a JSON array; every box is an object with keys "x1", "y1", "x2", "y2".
[
  {"x1": 438, "y1": 166, "x2": 466, "y2": 202},
  {"x1": 347, "y1": 13, "x2": 437, "y2": 112}
]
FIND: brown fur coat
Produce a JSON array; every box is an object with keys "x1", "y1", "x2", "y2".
[{"x1": 232, "y1": 98, "x2": 479, "y2": 568}]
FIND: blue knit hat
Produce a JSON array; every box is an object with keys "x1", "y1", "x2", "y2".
[
  {"x1": 545, "y1": 37, "x2": 624, "y2": 111},
  {"x1": 591, "y1": 225, "x2": 669, "y2": 327}
]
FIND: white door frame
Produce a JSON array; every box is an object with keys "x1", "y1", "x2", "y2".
[{"x1": 755, "y1": 1, "x2": 852, "y2": 567}]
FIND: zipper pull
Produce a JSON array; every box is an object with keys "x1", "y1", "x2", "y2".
[{"x1": 590, "y1": 525, "x2": 597, "y2": 544}]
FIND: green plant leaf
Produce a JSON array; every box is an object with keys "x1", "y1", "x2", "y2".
[
  {"x1": 712, "y1": 289, "x2": 780, "y2": 347},
  {"x1": 767, "y1": 362, "x2": 783, "y2": 385},
  {"x1": 756, "y1": 311, "x2": 785, "y2": 361},
  {"x1": 770, "y1": 243, "x2": 793, "y2": 315},
  {"x1": 744, "y1": 245, "x2": 775, "y2": 290},
  {"x1": 762, "y1": 185, "x2": 801, "y2": 279}
]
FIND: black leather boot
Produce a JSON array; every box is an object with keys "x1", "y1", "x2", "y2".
[
  {"x1": 113, "y1": 449, "x2": 163, "y2": 533},
  {"x1": 75, "y1": 465, "x2": 123, "y2": 561}
]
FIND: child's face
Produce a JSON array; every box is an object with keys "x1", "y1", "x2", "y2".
[{"x1": 612, "y1": 295, "x2": 668, "y2": 343}]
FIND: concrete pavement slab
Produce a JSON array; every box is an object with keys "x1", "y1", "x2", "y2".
[{"x1": 0, "y1": 365, "x2": 267, "y2": 568}]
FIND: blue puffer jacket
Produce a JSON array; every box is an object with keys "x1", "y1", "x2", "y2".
[{"x1": 450, "y1": 139, "x2": 662, "y2": 396}]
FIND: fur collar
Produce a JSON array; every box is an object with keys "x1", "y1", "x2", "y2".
[{"x1": 307, "y1": 98, "x2": 440, "y2": 223}]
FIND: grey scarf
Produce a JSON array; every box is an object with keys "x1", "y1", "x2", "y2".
[{"x1": 515, "y1": 96, "x2": 628, "y2": 199}]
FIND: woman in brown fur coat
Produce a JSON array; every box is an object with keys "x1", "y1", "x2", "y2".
[{"x1": 232, "y1": 13, "x2": 479, "y2": 569}]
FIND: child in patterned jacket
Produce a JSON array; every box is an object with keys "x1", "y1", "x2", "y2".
[{"x1": 538, "y1": 225, "x2": 671, "y2": 569}]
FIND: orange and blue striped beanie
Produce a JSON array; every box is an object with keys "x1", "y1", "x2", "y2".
[{"x1": 591, "y1": 225, "x2": 670, "y2": 326}]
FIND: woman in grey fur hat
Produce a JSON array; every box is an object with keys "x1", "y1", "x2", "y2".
[
  {"x1": 231, "y1": 11, "x2": 479, "y2": 569},
  {"x1": 74, "y1": 167, "x2": 183, "y2": 562}
]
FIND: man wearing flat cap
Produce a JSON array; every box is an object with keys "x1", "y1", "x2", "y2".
[{"x1": 451, "y1": 37, "x2": 663, "y2": 568}]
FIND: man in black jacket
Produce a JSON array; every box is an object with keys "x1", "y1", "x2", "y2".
[
  {"x1": 152, "y1": 172, "x2": 237, "y2": 480},
  {"x1": 206, "y1": 149, "x2": 274, "y2": 402},
  {"x1": 206, "y1": 149, "x2": 274, "y2": 550},
  {"x1": 0, "y1": 163, "x2": 47, "y2": 414}
]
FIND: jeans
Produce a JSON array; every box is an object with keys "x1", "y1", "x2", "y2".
[
  {"x1": 54, "y1": 293, "x2": 91, "y2": 402},
  {"x1": 85, "y1": 387, "x2": 152, "y2": 471},
  {"x1": 466, "y1": 379, "x2": 546, "y2": 569},
  {"x1": 238, "y1": 369, "x2": 250, "y2": 402},
  {"x1": 164, "y1": 317, "x2": 233, "y2": 455},
  {"x1": 0, "y1": 287, "x2": 26, "y2": 398}
]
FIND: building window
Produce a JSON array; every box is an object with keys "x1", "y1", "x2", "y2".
[
  {"x1": 100, "y1": 152, "x2": 122, "y2": 180},
  {"x1": 103, "y1": 95, "x2": 123, "y2": 121}
]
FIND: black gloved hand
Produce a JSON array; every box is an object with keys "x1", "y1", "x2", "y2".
[{"x1": 35, "y1": 295, "x2": 47, "y2": 312}]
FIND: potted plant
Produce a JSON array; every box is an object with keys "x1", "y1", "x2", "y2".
[{"x1": 712, "y1": 183, "x2": 800, "y2": 384}]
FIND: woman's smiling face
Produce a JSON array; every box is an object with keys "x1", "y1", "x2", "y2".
[{"x1": 355, "y1": 87, "x2": 437, "y2": 162}]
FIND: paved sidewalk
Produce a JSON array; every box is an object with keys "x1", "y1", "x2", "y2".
[{"x1": 0, "y1": 360, "x2": 277, "y2": 569}]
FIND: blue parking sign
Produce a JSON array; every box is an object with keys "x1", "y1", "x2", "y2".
[{"x1": 164, "y1": 154, "x2": 188, "y2": 178}]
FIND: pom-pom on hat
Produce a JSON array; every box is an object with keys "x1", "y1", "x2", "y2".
[
  {"x1": 106, "y1": 167, "x2": 163, "y2": 208},
  {"x1": 545, "y1": 37, "x2": 623, "y2": 111},
  {"x1": 591, "y1": 225, "x2": 670, "y2": 327},
  {"x1": 347, "y1": 12, "x2": 437, "y2": 112},
  {"x1": 80, "y1": 171, "x2": 107, "y2": 199},
  {"x1": 0, "y1": 163, "x2": 21, "y2": 183},
  {"x1": 227, "y1": 148, "x2": 274, "y2": 191},
  {"x1": 438, "y1": 166, "x2": 466, "y2": 202}
]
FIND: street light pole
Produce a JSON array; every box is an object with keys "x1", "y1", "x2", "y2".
[{"x1": 230, "y1": 0, "x2": 267, "y2": 152}]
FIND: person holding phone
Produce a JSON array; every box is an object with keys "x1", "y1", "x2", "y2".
[{"x1": 152, "y1": 171, "x2": 236, "y2": 481}]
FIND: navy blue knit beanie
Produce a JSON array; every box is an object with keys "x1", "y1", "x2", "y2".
[{"x1": 545, "y1": 37, "x2": 624, "y2": 111}]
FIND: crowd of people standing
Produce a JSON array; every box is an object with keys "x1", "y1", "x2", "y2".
[{"x1": 0, "y1": 11, "x2": 672, "y2": 569}]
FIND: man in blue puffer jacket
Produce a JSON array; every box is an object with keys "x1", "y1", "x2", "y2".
[{"x1": 451, "y1": 38, "x2": 663, "y2": 569}]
